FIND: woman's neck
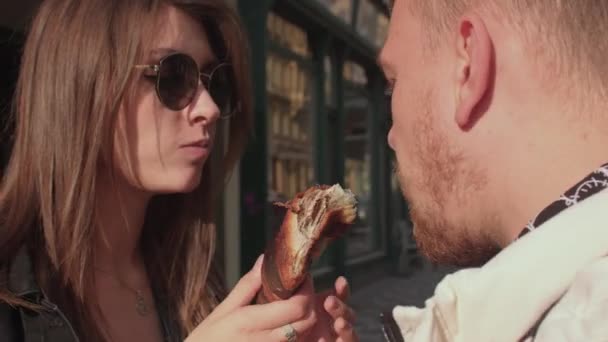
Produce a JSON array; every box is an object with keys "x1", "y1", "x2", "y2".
[{"x1": 94, "y1": 173, "x2": 152, "y2": 275}]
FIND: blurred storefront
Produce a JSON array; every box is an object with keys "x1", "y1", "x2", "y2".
[{"x1": 236, "y1": 0, "x2": 413, "y2": 289}]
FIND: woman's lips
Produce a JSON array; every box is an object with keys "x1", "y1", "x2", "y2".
[{"x1": 180, "y1": 140, "x2": 212, "y2": 160}]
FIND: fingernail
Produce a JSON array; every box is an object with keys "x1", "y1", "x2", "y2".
[{"x1": 254, "y1": 254, "x2": 264, "y2": 269}]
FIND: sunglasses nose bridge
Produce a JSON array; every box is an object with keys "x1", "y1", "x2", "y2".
[{"x1": 199, "y1": 72, "x2": 212, "y2": 90}]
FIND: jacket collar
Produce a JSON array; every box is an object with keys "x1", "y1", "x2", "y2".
[
  {"x1": 7, "y1": 246, "x2": 42, "y2": 299},
  {"x1": 6, "y1": 246, "x2": 182, "y2": 341}
]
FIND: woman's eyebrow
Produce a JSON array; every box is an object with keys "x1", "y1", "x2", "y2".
[
  {"x1": 149, "y1": 48, "x2": 178, "y2": 58},
  {"x1": 149, "y1": 48, "x2": 218, "y2": 69}
]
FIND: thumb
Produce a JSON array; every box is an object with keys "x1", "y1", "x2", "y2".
[{"x1": 212, "y1": 255, "x2": 264, "y2": 318}]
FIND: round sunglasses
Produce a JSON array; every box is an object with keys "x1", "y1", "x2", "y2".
[{"x1": 135, "y1": 53, "x2": 237, "y2": 118}]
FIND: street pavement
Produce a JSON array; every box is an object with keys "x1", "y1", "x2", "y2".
[{"x1": 350, "y1": 264, "x2": 458, "y2": 342}]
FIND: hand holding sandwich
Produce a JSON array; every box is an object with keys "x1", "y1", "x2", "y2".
[
  {"x1": 186, "y1": 255, "x2": 357, "y2": 342},
  {"x1": 188, "y1": 184, "x2": 359, "y2": 341}
]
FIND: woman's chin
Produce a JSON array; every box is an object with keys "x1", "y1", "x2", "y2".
[
  {"x1": 152, "y1": 174, "x2": 203, "y2": 194},
  {"x1": 175, "y1": 175, "x2": 203, "y2": 193}
]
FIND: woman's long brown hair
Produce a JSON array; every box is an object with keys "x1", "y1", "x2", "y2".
[{"x1": 0, "y1": 0, "x2": 252, "y2": 340}]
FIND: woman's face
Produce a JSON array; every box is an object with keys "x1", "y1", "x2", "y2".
[{"x1": 115, "y1": 6, "x2": 220, "y2": 194}]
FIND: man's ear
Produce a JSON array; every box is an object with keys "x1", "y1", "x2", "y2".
[{"x1": 454, "y1": 14, "x2": 492, "y2": 129}]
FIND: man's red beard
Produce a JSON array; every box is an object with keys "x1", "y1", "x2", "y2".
[{"x1": 393, "y1": 91, "x2": 501, "y2": 267}]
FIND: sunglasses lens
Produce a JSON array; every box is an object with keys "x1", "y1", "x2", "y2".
[
  {"x1": 157, "y1": 54, "x2": 198, "y2": 110},
  {"x1": 208, "y1": 65, "x2": 236, "y2": 117}
]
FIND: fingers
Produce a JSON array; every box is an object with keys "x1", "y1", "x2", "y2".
[
  {"x1": 334, "y1": 276, "x2": 350, "y2": 301},
  {"x1": 324, "y1": 295, "x2": 356, "y2": 323},
  {"x1": 329, "y1": 277, "x2": 358, "y2": 342},
  {"x1": 314, "y1": 288, "x2": 335, "y2": 308},
  {"x1": 239, "y1": 277, "x2": 317, "y2": 339},
  {"x1": 212, "y1": 255, "x2": 264, "y2": 318},
  {"x1": 334, "y1": 317, "x2": 358, "y2": 342},
  {"x1": 314, "y1": 276, "x2": 348, "y2": 304},
  {"x1": 268, "y1": 311, "x2": 317, "y2": 342},
  {"x1": 325, "y1": 277, "x2": 355, "y2": 323},
  {"x1": 238, "y1": 289, "x2": 316, "y2": 330}
]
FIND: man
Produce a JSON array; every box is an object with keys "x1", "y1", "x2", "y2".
[{"x1": 378, "y1": 0, "x2": 608, "y2": 341}]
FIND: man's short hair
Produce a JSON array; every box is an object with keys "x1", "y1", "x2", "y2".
[{"x1": 409, "y1": 1, "x2": 608, "y2": 95}]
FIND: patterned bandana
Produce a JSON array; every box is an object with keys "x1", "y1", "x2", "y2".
[{"x1": 518, "y1": 163, "x2": 608, "y2": 239}]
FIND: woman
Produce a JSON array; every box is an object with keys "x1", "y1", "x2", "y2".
[{"x1": 0, "y1": 0, "x2": 357, "y2": 341}]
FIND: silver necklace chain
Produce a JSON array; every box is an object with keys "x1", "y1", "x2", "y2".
[{"x1": 95, "y1": 268, "x2": 151, "y2": 316}]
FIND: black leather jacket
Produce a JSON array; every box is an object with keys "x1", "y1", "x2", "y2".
[
  {"x1": 0, "y1": 248, "x2": 79, "y2": 341},
  {"x1": 0, "y1": 248, "x2": 182, "y2": 342}
]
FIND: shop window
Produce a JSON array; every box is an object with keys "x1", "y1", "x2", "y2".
[
  {"x1": 343, "y1": 61, "x2": 368, "y2": 86},
  {"x1": 324, "y1": 56, "x2": 335, "y2": 107},
  {"x1": 375, "y1": 14, "x2": 389, "y2": 47},
  {"x1": 267, "y1": 13, "x2": 310, "y2": 58},
  {"x1": 343, "y1": 61, "x2": 376, "y2": 257},
  {"x1": 266, "y1": 13, "x2": 315, "y2": 210},
  {"x1": 356, "y1": 0, "x2": 389, "y2": 47},
  {"x1": 315, "y1": 0, "x2": 354, "y2": 24}
]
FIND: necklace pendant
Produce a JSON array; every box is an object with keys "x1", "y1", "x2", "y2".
[{"x1": 135, "y1": 291, "x2": 149, "y2": 316}]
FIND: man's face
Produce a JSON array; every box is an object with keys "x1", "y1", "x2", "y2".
[{"x1": 379, "y1": 0, "x2": 500, "y2": 266}]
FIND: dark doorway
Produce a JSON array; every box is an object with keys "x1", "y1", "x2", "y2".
[{"x1": 0, "y1": 27, "x2": 23, "y2": 172}]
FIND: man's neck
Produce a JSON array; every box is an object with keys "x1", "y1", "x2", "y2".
[{"x1": 494, "y1": 115, "x2": 608, "y2": 245}]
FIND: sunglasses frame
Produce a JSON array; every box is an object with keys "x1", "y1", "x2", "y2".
[{"x1": 135, "y1": 52, "x2": 236, "y2": 119}]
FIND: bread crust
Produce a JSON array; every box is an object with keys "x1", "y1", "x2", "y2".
[{"x1": 256, "y1": 184, "x2": 357, "y2": 303}]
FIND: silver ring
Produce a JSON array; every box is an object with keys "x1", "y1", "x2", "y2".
[{"x1": 282, "y1": 323, "x2": 297, "y2": 342}]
